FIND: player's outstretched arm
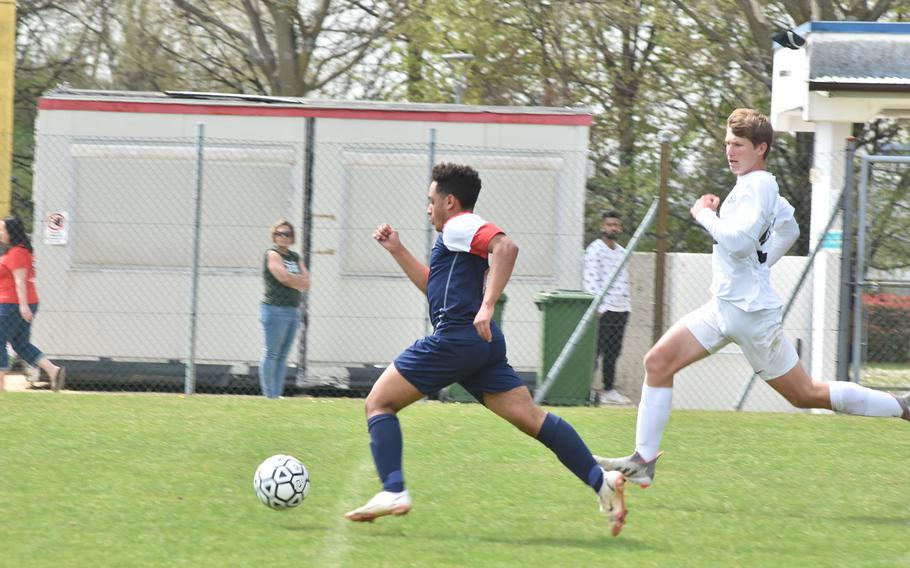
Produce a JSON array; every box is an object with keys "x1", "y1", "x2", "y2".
[
  {"x1": 475, "y1": 234, "x2": 519, "y2": 342},
  {"x1": 373, "y1": 223, "x2": 430, "y2": 294}
]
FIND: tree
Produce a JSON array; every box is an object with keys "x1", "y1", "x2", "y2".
[
  {"x1": 168, "y1": 0, "x2": 396, "y2": 96},
  {"x1": 547, "y1": 1, "x2": 667, "y2": 246},
  {"x1": 12, "y1": 1, "x2": 400, "y2": 222},
  {"x1": 377, "y1": 1, "x2": 557, "y2": 105},
  {"x1": 12, "y1": 0, "x2": 910, "y2": 253},
  {"x1": 14, "y1": 1, "x2": 120, "y2": 225}
]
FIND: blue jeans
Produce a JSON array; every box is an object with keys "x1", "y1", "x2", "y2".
[
  {"x1": 259, "y1": 304, "x2": 300, "y2": 398},
  {"x1": 0, "y1": 303, "x2": 43, "y2": 370}
]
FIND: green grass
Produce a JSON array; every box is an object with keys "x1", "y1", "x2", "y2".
[{"x1": 1, "y1": 393, "x2": 908, "y2": 567}]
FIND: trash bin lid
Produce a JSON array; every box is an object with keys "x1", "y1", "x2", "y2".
[{"x1": 533, "y1": 289, "x2": 596, "y2": 305}]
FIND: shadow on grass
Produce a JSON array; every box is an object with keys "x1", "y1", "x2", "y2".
[
  {"x1": 843, "y1": 515, "x2": 910, "y2": 527},
  {"x1": 280, "y1": 523, "x2": 337, "y2": 534},
  {"x1": 475, "y1": 533, "x2": 650, "y2": 551},
  {"x1": 346, "y1": 523, "x2": 651, "y2": 551}
]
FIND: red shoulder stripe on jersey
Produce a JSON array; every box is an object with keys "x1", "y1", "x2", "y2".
[{"x1": 470, "y1": 223, "x2": 504, "y2": 259}]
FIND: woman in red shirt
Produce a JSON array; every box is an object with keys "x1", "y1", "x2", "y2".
[{"x1": 0, "y1": 216, "x2": 65, "y2": 391}]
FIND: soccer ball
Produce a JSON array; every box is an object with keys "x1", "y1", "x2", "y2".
[{"x1": 253, "y1": 454, "x2": 310, "y2": 509}]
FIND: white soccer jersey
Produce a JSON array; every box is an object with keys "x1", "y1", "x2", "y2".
[
  {"x1": 694, "y1": 170, "x2": 800, "y2": 312},
  {"x1": 583, "y1": 239, "x2": 631, "y2": 313},
  {"x1": 764, "y1": 196, "x2": 799, "y2": 267}
]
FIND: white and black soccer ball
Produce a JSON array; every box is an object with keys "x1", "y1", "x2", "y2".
[{"x1": 253, "y1": 454, "x2": 310, "y2": 509}]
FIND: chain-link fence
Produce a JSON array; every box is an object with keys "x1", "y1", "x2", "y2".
[
  {"x1": 18, "y1": 128, "x2": 872, "y2": 409},
  {"x1": 29, "y1": 132, "x2": 309, "y2": 393},
  {"x1": 302, "y1": 137, "x2": 591, "y2": 399},
  {"x1": 26, "y1": 129, "x2": 595, "y2": 398},
  {"x1": 852, "y1": 153, "x2": 910, "y2": 393}
]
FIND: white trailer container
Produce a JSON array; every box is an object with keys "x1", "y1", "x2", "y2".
[{"x1": 31, "y1": 89, "x2": 592, "y2": 389}]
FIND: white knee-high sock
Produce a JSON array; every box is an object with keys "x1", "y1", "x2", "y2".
[
  {"x1": 635, "y1": 385, "x2": 673, "y2": 462},
  {"x1": 828, "y1": 381, "x2": 901, "y2": 417}
]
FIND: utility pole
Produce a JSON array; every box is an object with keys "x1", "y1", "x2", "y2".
[{"x1": 441, "y1": 53, "x2": 474, "y2": 104}]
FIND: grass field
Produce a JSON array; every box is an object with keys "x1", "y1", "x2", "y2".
[{"x1": 1, "y1": 392, "x2": 908, "y2": 567}]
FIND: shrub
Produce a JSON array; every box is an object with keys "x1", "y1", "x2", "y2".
[{"x1": 864, "y1": 293, "x2": 910, "y2": 363}]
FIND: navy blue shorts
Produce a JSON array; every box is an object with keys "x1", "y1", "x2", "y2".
[{"x1": 393, "y1": 330, "x2": 525, "y2": 401}]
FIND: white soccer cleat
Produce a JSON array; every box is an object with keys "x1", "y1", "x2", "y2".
[
  {"x1": 344, "y1": 490, "x2": 412, "y2": 522},
  {"x1": 597, "y1": 469, "x2": 627, "y2": 537},
  {"x1": 594, "y1": 451, "x2": 661, "y2": 489},
  {"x1": 896, "y1": 393, "x2": 910, "y2": 422}
]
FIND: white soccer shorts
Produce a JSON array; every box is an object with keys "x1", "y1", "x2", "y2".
[{"x1": 682, "y1": 297, "x2": 799, "y2": 380}]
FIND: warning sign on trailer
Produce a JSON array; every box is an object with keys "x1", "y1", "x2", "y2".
[{"x1": 45, "y1": 211, "x2": 69, "y2": 245}]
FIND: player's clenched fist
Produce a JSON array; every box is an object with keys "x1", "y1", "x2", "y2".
[
  {"x1": 373, "y1": 223, "x2": 401, "y2": 251},
  {"x1": 690, "y1": 194, "x2": 720, "y2": 219}
]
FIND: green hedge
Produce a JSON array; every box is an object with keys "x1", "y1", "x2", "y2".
[{"x1": 865, "y1": 293, "x2": 910, "y2": 363}]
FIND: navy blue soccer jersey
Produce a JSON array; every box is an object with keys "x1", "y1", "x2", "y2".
[
  {"x1": 426, "y1": 212, "x2": 503, "y2": 334},
  {"x1": 394, "y1": 211, "x2": 523, "y2": 398}
]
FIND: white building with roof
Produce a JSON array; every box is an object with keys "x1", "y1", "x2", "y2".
[
  {"x1": 31, "y1": 89, "x2": 593, "y2": 390},
  {"x1": 771, "y1": 21, "x2": 910, "y2": 382}
]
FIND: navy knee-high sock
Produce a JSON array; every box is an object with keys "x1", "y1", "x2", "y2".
[
  {"x1": 367, "y1": 413, "x2": 405, "y2": 492},
  {"x1": 536, "y1": 413, "x2": 603, "y2": 493}
]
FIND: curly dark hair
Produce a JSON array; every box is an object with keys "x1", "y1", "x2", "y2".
[
  {"x1": 432, "y1": 162, "x2": 482, "y2": 210},
  {"x1": 3, "y1": 215, "x2": 32, "y2": 253}
]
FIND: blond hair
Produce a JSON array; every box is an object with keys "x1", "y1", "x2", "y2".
[{"x1": 270, "y1": 219, "x2": 295, "y2": 243}]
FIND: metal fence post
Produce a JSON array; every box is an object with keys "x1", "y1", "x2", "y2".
[
  {"x1": 851, "y1": 157, "x2": 871, "y2": 385},
  {"x1": 424, "y1": 129, "x2": 436, "y2": 337},
  {"x1": 297, "y1": 117, "x2": 315, "y2": 388},
  {"x1": 185, "y1": 123, "x2": 204, "y2": 395},
  {"x1": 653, "y1": 132, "x2": 671, "y2": 343},
  {"x1": 836, "y1": 138, "x2": 856, "y2": 381}
]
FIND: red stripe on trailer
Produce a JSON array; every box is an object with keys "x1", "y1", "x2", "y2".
[{"x1": 37, "y1": 98, "x2": 593, "y2": 126}]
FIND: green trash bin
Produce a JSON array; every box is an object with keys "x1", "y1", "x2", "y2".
[
  {"x1": 446, "y1": 293, "x2": 508, "y2": 403},
  {"x1": 532, "y1": 290, "x2": 597, "y2": 406}
]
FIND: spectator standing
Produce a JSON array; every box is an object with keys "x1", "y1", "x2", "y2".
[
  {"x1": 583, "y1": 211, "x2": 632, "y2": 405},
  {"x1": 260, "y1": 220, "x2": 309, "y2": 399}
]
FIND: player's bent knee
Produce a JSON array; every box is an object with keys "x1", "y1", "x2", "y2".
[
  {"x1": 781, "y1": 386, "x2": 826, "y2": 409},
  {"x1": 364, "y1": 391, "x2": 397, "y2": 417},
  {"x1": 786, "y1": 394, "x2": 814, "y2": 409},
  {"x1": 643, "y1": 348, "x2": 674, "y2": 385}
]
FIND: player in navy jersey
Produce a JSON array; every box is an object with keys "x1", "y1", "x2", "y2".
[{"x1": 344, "y1": 162, "x2": 629, "y2": 536}]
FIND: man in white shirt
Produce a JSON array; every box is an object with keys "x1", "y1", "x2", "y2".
[
  {"x1": 583, "y1": 212, "x2": 632, "y2": 405},
  {"x1": 598, "y1": 108, "x2": 910, "y2": 488}
]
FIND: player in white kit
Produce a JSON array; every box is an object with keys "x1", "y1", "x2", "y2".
[{"x1": 598, "y1": 108, "x2": 910, "y2": 487}]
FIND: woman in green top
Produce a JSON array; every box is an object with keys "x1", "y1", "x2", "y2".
[{"x1": 260, "y1": 219, "x2": 310, "y2": 398}]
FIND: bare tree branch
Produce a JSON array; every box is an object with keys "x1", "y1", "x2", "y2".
[
  {"x1": 172, "y1": 0, "x2": 249, "y2": 44},
  {"x1": 668, "y1": 0, "x2": 771, "y2": 89}
]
